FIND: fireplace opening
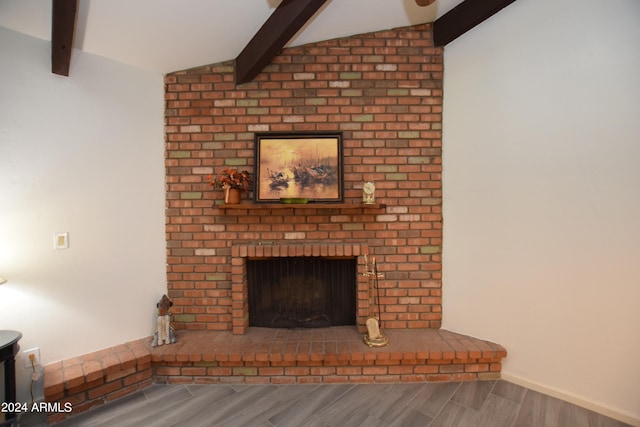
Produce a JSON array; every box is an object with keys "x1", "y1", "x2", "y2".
[{"x1": 247, "y1": 257, "x2": 356, "y2": 329}]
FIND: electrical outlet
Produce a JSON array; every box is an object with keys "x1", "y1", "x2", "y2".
[
  {"x1": 54, "y1": 232, "x2": 69, "y2": 250},
  {"x1": 23, "y1": 348, "x2": 41, "y2": 368}
]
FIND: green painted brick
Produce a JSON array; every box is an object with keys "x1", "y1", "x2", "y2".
[
  {"x1": 237, "y1": 99, "x2": 259, "y2": 107},
  {"x1": 353, "y1": 114, "x2": 374, "y2": 122},
  {"x1": 194, "y1": 361, "x2": 219, "y2": 367},
  {"x1": 233, "y1": 367, "x2": 258, "y2": 376},
  {"x1": 206, "y1": 274, "x2": 227, "y2": 281},
  {"x1": 388, "y1": 89, "x2": 409, "y2": 96},
  {"x1": 214, "y1": 133, "x2": 236, "y2": 141},
  {"x1": 307, "y1": 98, "x2": 327, "y2": 105},
  {"x1": 170, "y1": 151, "x2": 191, "y2": 158},
  {"x1": 386, "y1": 173, "x2": 408, "y2": 181},
  {"x1": 212, "y1": 64, "x2": 234, "y2": 73},
  {"x1": 173, "y1": 314, "x2": 196, "y2": 323},
  {"x1": 181, "y1": 192, "x2": 202, "y2": 200},
  {"x1": 341, "y1": 89, "x2": 363, "y2": 97},
  {"x1": 340, "y1": 72, "x2": 362, "y2": 80},
  {"x1": 421, "y1": 246, "x2": 442, "y2": 254},
  {"x1": 432, "y1": 123, "x2": 443, "y2": 130},
  {"x1": 225, "y1": 158, "x2": 247, "y2": 166},
  {"x1": 408, "y1": 157, "x2": 432, "y2": 165},
  {"x1": 248, "y1": 91, "x2": 270, "y2": 99},
  {"x1": 202, "y1": 142, "x2": 225, "y2": 150},
  {"x1": 399, "y1": 131, "x2": 420, "y2": 139},
  {"x1": 376, "y1": 165, "x2": 398, "y2": 173},
  {"x1": 263, "y1": 64, "x2": 280, "y2": 73},
  {"x1": 248, "y1": 107, "x2": 269, "y2": 115}
]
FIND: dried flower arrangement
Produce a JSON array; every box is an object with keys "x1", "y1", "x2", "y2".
[{"x1": 208, "y1": 168, "x2": 252, "y2": 192}]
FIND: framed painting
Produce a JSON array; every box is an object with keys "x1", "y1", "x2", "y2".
[{"x1": 254, "y1": 132, "x2": 344, "y2": 203}]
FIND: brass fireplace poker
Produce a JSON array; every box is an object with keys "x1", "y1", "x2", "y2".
[{"x1": 362, "y1": 254, "x2": 388, "y2": 348}]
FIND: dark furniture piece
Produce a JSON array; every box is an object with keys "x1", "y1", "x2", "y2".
[{"x1": 0, "y1": 330, "x2": 22, "y2": 425}]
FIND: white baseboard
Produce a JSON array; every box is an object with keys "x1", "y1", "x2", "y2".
[{"x1": 501, "y1": 373, "x2": 640, "y2": 427}]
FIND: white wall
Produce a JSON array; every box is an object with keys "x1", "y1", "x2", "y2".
[
  {"x1": 0, "y1": 27, "x2": 166, "y2": 402},
  {"x1": 442, "y1": 0, "x2": 640, "y2": 423}
]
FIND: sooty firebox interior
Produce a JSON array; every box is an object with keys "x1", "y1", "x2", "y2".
[{"x1": 247, "y1": 257, "x2": 356, "y2": 329}]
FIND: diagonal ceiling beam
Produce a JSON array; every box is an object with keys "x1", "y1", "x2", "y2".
[
  {"x1": 51, "y1": 0, "x2": 78, "y2": 76},
  {"x1": 433, "y1": 0, "x2": 518, "y2": 47},
  {"x1": 235, "y1": 0, "x2": 328, "y2": 85}
]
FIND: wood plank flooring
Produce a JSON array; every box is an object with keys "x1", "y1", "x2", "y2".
[{"x1": 19, "y1": 380, "x2": 632, "y2": 427}]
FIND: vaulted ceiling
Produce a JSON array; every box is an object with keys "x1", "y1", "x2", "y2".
[{"x1": 0, "y1": 0, "x2": 517, "y2": 78}]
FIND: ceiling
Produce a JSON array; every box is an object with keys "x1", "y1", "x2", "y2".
[{"x1": 0, "y1": 0, "x2": 464, "y2": 75}]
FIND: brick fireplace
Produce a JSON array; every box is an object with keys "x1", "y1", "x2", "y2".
[
  {"x1": 42, "y1": 24, "x2": 506, "y2": 421},
  {"x1": 231, "y1": 242, "x2": 370, "y2": 334},
  {"x1": 165, "y1": 23, "x2": 444, "y2": 334}
]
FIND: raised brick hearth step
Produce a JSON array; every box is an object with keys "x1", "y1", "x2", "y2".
[
  {"x1": 43, "y1": 339, "x2": 153, "y2": 424},
  {"x1": 148, "y1": 327, "x2": 507, "y2": 384},
  {"x1": 44, "y1": 327, "x2": 506, "y2": 423}
]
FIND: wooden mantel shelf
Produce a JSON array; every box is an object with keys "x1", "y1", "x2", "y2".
[{"x1": 218, "y1": 202, "x2": 386, "y2": 210}]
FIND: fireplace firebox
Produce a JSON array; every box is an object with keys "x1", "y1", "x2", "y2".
[{"x1": 247, "y1": 257, "x2": 356, "y2": 329}]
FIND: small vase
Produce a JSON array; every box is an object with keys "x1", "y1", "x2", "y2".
[{"x1": 224, "y1": 187, "x2": 241, "y2": 204}]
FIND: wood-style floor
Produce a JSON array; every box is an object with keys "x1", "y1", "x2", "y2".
[{"x1": 20, "y1": 380, "x2": 631, "y2": 427}]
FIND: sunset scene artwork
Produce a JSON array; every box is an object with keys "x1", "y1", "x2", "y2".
[{"x1": 255, "y1": 134, "x2": 343, "y2": 202}]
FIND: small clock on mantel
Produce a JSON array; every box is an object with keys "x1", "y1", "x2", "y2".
[{"x1": 362, "y1": 182, "x2": 375, "y2": 204}]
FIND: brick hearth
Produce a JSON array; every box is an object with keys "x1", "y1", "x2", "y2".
[
  {"x1": 149, "y1": 328, "x2": 506, "y2": 385},
  {"x1": 44, "y1": 328, "x2": 506, "y2": 422}
]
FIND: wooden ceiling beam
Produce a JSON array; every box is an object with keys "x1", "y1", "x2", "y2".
[
  {"x1": 235, "y1": 0, "x2": 328, "y2": 85},
  {"x1": 433, "y1": 0, "x2": 517, "y2": 47},
  {"x1": 51, "y1": 0, "x2": 78, "y2": 76}
]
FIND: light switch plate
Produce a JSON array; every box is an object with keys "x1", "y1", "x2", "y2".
[{"x1": 54, "y1": 232, "x2": 69, "y2": 250}]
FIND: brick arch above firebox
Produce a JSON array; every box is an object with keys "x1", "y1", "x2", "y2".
[{"x1": 231, "y1": 242, "x2": 368, "y2": 259}]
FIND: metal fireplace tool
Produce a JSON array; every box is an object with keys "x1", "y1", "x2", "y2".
[{"x1": 362, "y1": 254, "x2": 388, "y2": 347}]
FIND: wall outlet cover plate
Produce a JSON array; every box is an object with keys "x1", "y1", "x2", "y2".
[{"x1": 54, "y1": 232, "x2": 69, "y2": 250}]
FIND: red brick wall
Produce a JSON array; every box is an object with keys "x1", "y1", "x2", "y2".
[{"x1": 164, "y1": 23, "x2": 443, "y2": 332}]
